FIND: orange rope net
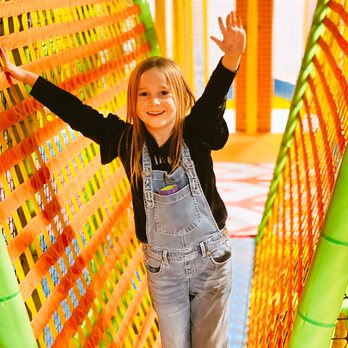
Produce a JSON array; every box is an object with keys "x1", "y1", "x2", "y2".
[
  {"x1": 0, "y1": 1, "x2": 160, "y2": 347},
  {"x1": 246, "y1": 1, "x2": 348, "y2": 347}
]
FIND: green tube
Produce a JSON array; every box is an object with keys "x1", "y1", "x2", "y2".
[
  {"x1": 289, "y1": 146, "x2": 348, "y2": 347},
  {"x1": 135, "y1": 0, "x2": 161, "y2": 56},
  {"x1": 341, "y1": 287, "x2": 348, "y2": 316},
  {"x1": 0, "y1": 233, "x2": 37, "y2": 348}
]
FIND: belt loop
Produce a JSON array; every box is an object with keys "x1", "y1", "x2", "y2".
[
  {"x1": 199, "y1": 242, "x2": 207, "y2": 257},
  {"x1": 162, "y1": 249, "x2": 169, "y2": 265}
]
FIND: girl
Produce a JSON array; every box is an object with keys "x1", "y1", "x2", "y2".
[{"x1": 1, "y1": 10, "x2": 246, "y2": 348}]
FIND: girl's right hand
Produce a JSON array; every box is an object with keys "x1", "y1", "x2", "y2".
[{"x1": 0, "y1": 46, "x2": 39, "y2": 86}]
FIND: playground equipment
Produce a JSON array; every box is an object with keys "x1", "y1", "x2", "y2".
[
  {"x1": 0, "y1": 1, "x2": 160, "y2": 346},
  {"x1": 247, "y1": 1, "x2": 348, "y2": 347},
  {"x1": 1, "y1": 0, "x2": 348, "y2": 347}
]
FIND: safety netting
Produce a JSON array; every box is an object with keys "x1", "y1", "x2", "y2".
[
  {"x1": 0, "y1": 1, "x2": 160, "y2": 347},
  {"x1": 246, "y1": 0, "x2": 348, "y2": 347}
]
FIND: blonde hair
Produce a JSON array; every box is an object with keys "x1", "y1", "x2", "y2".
[{"x1": 124, "y1": 56, "x2": 195, "y2": 187}]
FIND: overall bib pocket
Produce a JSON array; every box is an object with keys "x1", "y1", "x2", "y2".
[{"x1": 153, "y1": 185, "x2": 201, "y2": 235}]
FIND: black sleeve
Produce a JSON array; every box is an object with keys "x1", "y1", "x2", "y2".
[
  {"x1": 30, "y1": 77, "x2": 128, "y2": 147},
  {"x1": 184, "y1": 59, "x2": 237, "y2": 150}
]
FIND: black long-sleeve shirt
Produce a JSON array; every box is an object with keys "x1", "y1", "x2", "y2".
[{"x1": 30, "y1": 59, "x2": 237, "y2": 243}]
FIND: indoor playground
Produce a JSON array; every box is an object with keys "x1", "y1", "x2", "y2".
[{"x1": 0, "y1": 0, "x2": 348, "y2": 347}]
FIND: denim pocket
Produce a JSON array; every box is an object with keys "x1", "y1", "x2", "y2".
[
  {"x1": 154, "y1": 185, "x2": 201, "y2": 236},
  {"x1": 144, "y1": 256, "x2": 162, "y2": 275},
  {"x1": 209, "y1": 240, "x2": 232, "y2": 265}
]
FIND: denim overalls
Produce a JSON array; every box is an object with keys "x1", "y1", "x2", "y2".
[{"x1": 142, "y1": 142, "x2": 232, "y2": 348}]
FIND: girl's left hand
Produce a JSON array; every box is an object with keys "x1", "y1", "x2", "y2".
[{"x1": 210, "y1": 11, "x2": 246, "y2": 70}]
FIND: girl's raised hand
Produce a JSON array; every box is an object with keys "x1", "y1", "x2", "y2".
[
  {"x1": 0, "y1": 46, "x2": 39, "y2": 86},
  {"x1": 210, "y1": 11, "x2": 246, "y2": 71},
  {"x1": 1, "y1": 46, "x2": 19, "y2": 82}
]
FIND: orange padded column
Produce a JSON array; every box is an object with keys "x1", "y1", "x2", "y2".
[
  {"x1": 155, "y1": 0, "x2": 167, "y2": 56},
  {"x1": 236, "y1": 0, "x2": 248, "y2": 132},
  {"x1": 172, "y1": 0, "x2": 194, "y2": 89},
  {"x1": 257, "y1": 0, "x2": 273, "y2": 132}
]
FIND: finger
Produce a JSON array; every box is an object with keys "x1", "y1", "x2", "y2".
[
  {"x1": 237, "y1": 16, "x2": 243, "y2": 29},
  {"x1": 0, "y1": 46, "x2": 6, "y2": 56},
  {"x1": 5, "y1": 71, "x2": 12, "y2": 84},
  {"x1": 210, "y1": 36, "x2": 224, "y2": 50},
  {"x1": 0, "y1": 46, "x2": 4, "y2": 61},
  {"x1": 225, "y1": 12, "x2": 232, "y2": 30},
  {"x1": 225, "y1": 13, "x2": 229, "y2": 29},
  {"x1": 218, "y1": 16, "x2": 226, "y2": 34},
  {"x1": 0, "y1": 46, "x2": 9, "y2": 64},
  {"x1": 231, "y1": 11, "x2": 238, "y2": 27}
]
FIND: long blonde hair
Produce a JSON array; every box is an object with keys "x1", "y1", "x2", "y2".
[{"x1": 124, "y1": 56, "x2": 195, "y2": 187}]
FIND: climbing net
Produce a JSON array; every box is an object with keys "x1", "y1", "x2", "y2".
[
  {"x1": 247, "y1": 1, "x2": 348, "y2": 347},
  {"x1": 0, "y1": 1, "x2": 160, "y2": 347}
]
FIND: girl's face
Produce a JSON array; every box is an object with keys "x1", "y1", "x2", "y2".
[{"x1": 136, "y1": 67, "x2": 176, "y2": 142}]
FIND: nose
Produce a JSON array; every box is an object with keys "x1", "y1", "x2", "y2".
[{"x1": 149, "y1": 96, "x2": 160, "y2": 105}]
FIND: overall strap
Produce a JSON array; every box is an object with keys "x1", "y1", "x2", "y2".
[
  {"x1": 142, "y1": 144, "x2": 154, "y2": 208},
  {"x1": 181, "y1": 143, "x2": 201, "y2": 196}
]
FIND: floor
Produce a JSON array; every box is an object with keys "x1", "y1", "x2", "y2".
[
  {"x1": 214, "y1": 162, "x2": 274, "y2": 238},
  {"x1": 208, "y1": 107, "x2": 284, "y2": 346},
  {"x1": 214, "y1": 161, "x2": 275, "y2": 347}
]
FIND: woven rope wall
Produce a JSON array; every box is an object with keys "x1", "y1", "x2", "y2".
[
  {"x1": 246, "y1": 1, "x2": 348, "y2": 347},
  {"x1": 0, "y1": 1, "x2": 160, "y2": 347}
]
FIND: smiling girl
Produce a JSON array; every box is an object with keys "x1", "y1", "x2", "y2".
[{"x1": 1, "y1": 10, "x2": 246, "y2": 348}]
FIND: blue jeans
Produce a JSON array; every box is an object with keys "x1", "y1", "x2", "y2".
[{"x1": 144, "y1": 235, "x2": 233, "y2": 347}]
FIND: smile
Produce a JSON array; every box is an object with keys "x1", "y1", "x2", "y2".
[{"x1": 147, "y1": 111, "x2": 165, "y2": 116}]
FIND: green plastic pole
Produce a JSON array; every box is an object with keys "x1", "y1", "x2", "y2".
[
  {"x1": 135, "y1": 0, "x2": 161, "y2": 56},
  {"x1": 289, "y1": 146, "x2": 348, "y2": 348},
  {"x1": 341, "y1": 286, "x2": 348, "y2": 317},
  {"x1": 0, "y1": 232, "x2": 38, "y2": 348}
]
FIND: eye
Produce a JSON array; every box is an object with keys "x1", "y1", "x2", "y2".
[
  {"x1": 160, "y1": 90, "x2": 170, "y2": 96},
  {"x1": 138, "y1": 91, "x2": 148, "y2": 97}
]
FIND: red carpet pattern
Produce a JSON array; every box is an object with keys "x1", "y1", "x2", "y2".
[{"x1": 214, "y1": 162, "x2": 274, "y2": 238}]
